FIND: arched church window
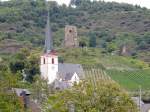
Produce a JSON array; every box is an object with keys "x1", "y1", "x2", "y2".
[
  {"x1": 43, "y1": 58, "x2": 45, "y2": 64},
  {"x1": 52, "y1": 58, "x2": 54, "y2": 64}
]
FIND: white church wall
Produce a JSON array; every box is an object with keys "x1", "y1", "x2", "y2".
[
  {"x1": 40, "y1": 54, "x2": 58, "y2": 84},
  {"x1": 40, "y1": 56, "x2": 48, "y2": 79}
]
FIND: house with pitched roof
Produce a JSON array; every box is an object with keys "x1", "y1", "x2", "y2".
[
  {"x1": 132, "y1": 97, "x2": 150, "y2": 112},
  {"x1": 54, "y1": 63, "x2": 84, "y2": 89}
]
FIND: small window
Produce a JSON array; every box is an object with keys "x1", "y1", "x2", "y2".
[
  {"x1": 52, "y1": 58, "x2": 54, "y2": 64},
  {"x1": 43, "y1": 58, "x2": 45, "y2": 64}
]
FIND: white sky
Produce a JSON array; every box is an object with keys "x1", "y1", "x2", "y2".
[{"x1": 1, "y1": 0, "x2": 150, "y2": 9}]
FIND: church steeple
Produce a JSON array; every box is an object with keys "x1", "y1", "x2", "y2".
[
  {"x1": 44, "y1": 1, "x2": 53, "y2": 53},
  {"x1": 40, "y1": 1, "x2": 58, "y2": 84}
]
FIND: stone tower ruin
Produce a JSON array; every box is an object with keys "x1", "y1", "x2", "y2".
[{"x1": 64, "y1": 25, "x2": 78, "y2": 48}]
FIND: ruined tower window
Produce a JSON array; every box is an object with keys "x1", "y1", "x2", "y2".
[
  {"x1": 52, "y1": 58, "x2": 54, "y2": 64},
  {"x1": 69, "y1": 30, "x2": 72, "y2": 33}
]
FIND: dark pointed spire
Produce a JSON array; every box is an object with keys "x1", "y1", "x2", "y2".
[{"x1": 44, "y1": 1, "x2": 53, "y2": 53}]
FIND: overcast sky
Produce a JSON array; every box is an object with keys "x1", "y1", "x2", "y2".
[{"x1": 1, "y1": 0, "x2": 150, "y2": 9}]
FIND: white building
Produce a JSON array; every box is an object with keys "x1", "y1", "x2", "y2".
[
  {"x1": 40, "y1": 51, "x2": 58, "y2": 84},
  {"x1": 40, "y1": 51, "x2": 84, "y2": 87}
]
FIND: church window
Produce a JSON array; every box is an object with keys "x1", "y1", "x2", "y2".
[
  {"x1": 43, "y1": 58, "x2": 45, "y2": 64},
  {"x1": 52, "y1": 58, "x2": 54, "y2": 64}
]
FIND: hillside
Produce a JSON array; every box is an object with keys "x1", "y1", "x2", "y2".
[
  {"x1": 1, "y1": 1, "x2": 150, "y2": 111},
  {"x1": 0, "y1": 0, "x2": 150, "y2": 63},
  {"x1": 57, "y1": 48, "x2": 150, "y2": 91},
  {"x1": 57, "y1": 48, "x2": 149, "y2": 69}
]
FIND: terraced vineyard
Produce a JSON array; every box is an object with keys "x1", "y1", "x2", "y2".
[
  {"x1": 83, "y1": 64, "x2": 150, "y2": 91},
  {"x1": 83, "y1": 65, "x2": 114, "y2": 88},
  {"x1": 106, "y1": 69, "x2": 150, "y2": 91}
]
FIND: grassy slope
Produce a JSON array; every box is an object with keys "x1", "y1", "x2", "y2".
[
  {"x1": 57, "y1": 48, "x2": 150, "y2": 91},
  {"x1": 107, "y1": 70, "x2": 150, "y2": 91},
  {"x1": 57, "y1": 48, "x2": 149, "y2": 69}
]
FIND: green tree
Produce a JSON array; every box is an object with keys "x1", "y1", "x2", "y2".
[
  {"x1": 107, "y1": 43, "x2": 117, "y2": 53},
  {"x1": 9, "y1": 48, "x2": 40, "y2": 83},
  {"x1": 70, "y1": 0, "x2": 91, "y2": 7},
  {"x1": 0, "y1": 70, "x2": 23, "y2": 112},
  {"x1": 89, "y1": 32, "x2": 96, "y2": 47},
  {"x1": 24, "y1": 53, "x2": 40, "y2": 82},
  {"x1": 70, "y1": 0, "x2": 82, "y2": 6},
  {"x1": 45, "y1": 80, "x2": 137, "y2": 112},
  {"x1": 9, "y1": 60, "x2": 25, "y2": 73},
  {"x1": 31, "y1": 75, "x2": 50, "y2": 106},
  {"x1": 79, "y1": 40, "x2": 87, "y2": 48}
]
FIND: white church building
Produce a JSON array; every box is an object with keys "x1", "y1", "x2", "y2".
[
  {"x1": 40, "y1": 51, "x2": 58, "y2": 84},
  {"x1": 40, "y1": 10, "x2": 84, "y2": 89}
]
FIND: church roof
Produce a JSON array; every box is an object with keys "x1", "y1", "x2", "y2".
[
  {"x1": 142, "y1": 104, "x2": 150, "y2": 112},
  {"x1": 12, "y1": 88, "x2": 31, "y2": 96},
  {"x1": 44, "y1": 3, "x2": 53, "y2": 53},
  {"x1": 54, "y1": 79, "x2": 70, "y2": 90},
  {"x1": 58, "y1": 63, "x2": 84, "y2": 80},
  {"x1": 132, "y1": 97, "x2": 144, "y2": 106},
  {"x1": 132, "y1": 97, "x2": 150, "y2": 112}
]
